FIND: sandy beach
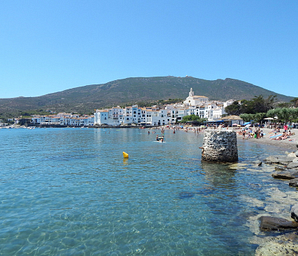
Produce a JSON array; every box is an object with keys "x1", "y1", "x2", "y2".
[{"x1": 235, "y1": 127, "x2": 298, "y2": 151}]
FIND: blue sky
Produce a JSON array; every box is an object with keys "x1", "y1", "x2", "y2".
[{"x1": 1, "y1": 0, "x2": 297, "y2": 99}]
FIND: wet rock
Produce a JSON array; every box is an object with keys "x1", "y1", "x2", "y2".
[
  {"x1": 275, "y1": 166, "x2": 286, "y2": 171},
  {"x1": 280, "y1": 160, "x2": 295, "y2": 166},
  {"x1": 272, "y1": 171, "x2": 298, "y2": 180},
  {"x1": 287, "y1": 162, "x2": 298, "y2": 169},
  {"x1": 291, "y1": 204, "x2": 298, "y2": 222},
  {"x1": 289, "y1": 178, "x2": 298, "y2": 187},
  {"x1": 259, "y1": 216, "x2": 298, "y2": 231},
  {"x1": 264, "y1": 156, "x2": 280, "y2": 164},
  {"x1": 264, "y1": 156, "x2": 295, "y2": 165}
]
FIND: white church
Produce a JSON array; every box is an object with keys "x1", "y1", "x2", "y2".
[{"x1": 183, "y1": 88, "x2": 209, "y2": 106}]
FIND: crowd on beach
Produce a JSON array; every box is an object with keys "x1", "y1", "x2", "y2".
[
  {"x1": 237, "y1": 124, "x2": 296, "y2": 142},
  {"x1": 148, "y1": 122, "x2": 298, "y2": 148},
  {"x1": 238, "y1": 127, "x2": 264, "y2": 139}
]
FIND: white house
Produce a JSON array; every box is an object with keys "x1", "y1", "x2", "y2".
[{"x1": 94, "y1": 110, "x2": 109, "y2": 125}]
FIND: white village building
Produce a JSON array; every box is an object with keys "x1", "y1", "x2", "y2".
[
  {"x1": 31, "y1": 88, "x2": 234, "y2": 127},
  {"x1": 183, "y1": 88, "x2": 209, "y2": 106}
]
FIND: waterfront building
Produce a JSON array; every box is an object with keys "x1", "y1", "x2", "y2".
[
  {"x1": 31, "y1": 113, "x2": 93, "y2": 127},
  {"x1": 29, "y1": 88, "x2": 232, "y2": 127},
  {"x1": 94, "y1": 109, "x2": 109, "y2": 125},
  {"x1": 94, "y1": 105, "x2": 172, "y2": 126}
]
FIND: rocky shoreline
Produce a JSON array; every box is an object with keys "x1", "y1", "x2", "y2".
[
  {"x1": 237, "y1": 129, "x2": 298, "y2": 255},
  {"x1": 161, "y1": 125, "x2": 298, "y2": 254}
]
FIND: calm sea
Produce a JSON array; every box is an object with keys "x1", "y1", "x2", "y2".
[{"x1": 0, "y1": 128, "x2": 294, "y2": 255}]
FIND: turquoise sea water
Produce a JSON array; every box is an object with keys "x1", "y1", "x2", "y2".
[{"x1": 0, "y1": 128, "x2": 294, "y2": 255}]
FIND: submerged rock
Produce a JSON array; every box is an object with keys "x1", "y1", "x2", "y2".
[
  {"x1": 289, "y1": 178, "x2": 298, "y2": 187},
  {"x1": 255, "y1": 232, "x2": 298, "y2": 256},
  {"x1": 179, "y1": 191, "x2": 195, "y2": 199},
  {"x1": 259, "y1": 216, "x2": 298, "y2": 231},
  {"x1": 264, "y1": 156, "x2": 295, "y2": 165}
]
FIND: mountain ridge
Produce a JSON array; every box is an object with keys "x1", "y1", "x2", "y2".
[{"x1": 0, "y1": 76, "x2": 293, "y2": 115}]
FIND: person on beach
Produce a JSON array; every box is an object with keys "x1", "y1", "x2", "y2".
[
  {"x1": 254, "y1": 129, "x2": 258, "y2": 139},
  {"x1": 271, "y1": 132, "x2": 289, "y2": 140}
]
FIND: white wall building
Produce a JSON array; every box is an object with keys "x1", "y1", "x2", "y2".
[
  {"x1": 94, "y1": 110, "x2": 109, "y2": 125},
  {"x1": 31, "y1": 88, "x2": 232, "y2": 127},
  {"x1": 183, "y1": 88, "x2": 209, "y2": 106},
  {"x1": 94, "y1": 105, "x2": 171, "y2": 126}
]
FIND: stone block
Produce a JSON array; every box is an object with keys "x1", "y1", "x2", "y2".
[
  {"x1": 259, "y1": 216, "x2": 298, "y2": 231},
  {"x1": 201, "y1": 130, "x2": 238, "y2": 162}
]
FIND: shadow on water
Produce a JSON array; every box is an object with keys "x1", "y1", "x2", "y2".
[{"x1": 200, "y1": 162, "x2": 236, "y2": 188}]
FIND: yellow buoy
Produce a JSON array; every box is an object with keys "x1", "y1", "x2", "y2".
[{"x1": 123, "y1": 151, "x2": 129, "y2": 158}]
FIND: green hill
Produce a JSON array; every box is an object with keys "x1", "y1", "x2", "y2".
[{"x1": 0, "y1": 76, "x2": 293, "y2": 116}]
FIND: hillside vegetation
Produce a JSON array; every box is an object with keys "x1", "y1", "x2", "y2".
[{"x1": 0, "y1": 76, "x2": 293, "y2": 117}]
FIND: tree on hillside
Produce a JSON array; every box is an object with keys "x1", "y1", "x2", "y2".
[
  {"x1": 266, "y1": 109, "x2": 276, "y2": 118},
  {"x1": 241, "y1": 95, "x2": 276, "y2": 114},
  {"x1": 225, "y1": 95, "x2": 276, "y2": 116},
  {"x1": 290, "y1": 98, "x2": 298, "y2": 108},
  {"x1": 289, "y1": 108, "x2": 298, "y2": 122},
  {"x1": 268, "y1": 108, "x2": 290, "y2": 123},
  {"x1": 239, "y1": 113, "x2": 266, "y2": 123},
  {"x1": 267, "y1": 107, "x2": 298, "y2": 123},
  {"x1": 225, "y1": 101, "x2": 241, "y2": 115},
  {"x1": 276, "y1": 102, "x2": 291, "y2": 108},
  {"x1": 254, "y1": 112, "x2": 266, "y2": 123}
]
